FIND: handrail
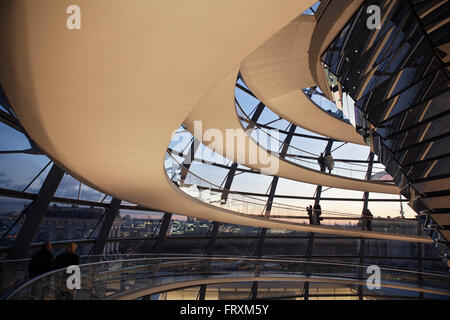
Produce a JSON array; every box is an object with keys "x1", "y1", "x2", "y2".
[
  {"x1": 5, "y1": 254, "x2": 449, "y2": 278},
  {"x1": 301, "y1": 88, "x2": 351, "y2": 124},
  {"x1": 167, "y1": 149, "x2": 411, "y2": 222},
  {"x1": 234, "y1": 97, "x2": 392, "y2": 181},
  {"x1": 7, "y1": 256, "x2": 450, "y2": 300}
]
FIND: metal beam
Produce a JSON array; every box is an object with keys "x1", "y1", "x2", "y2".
[
  {"x1": 0, "y1": 164, "x2": 64, "y2": 294},
  {"x1": 285, "y1": 153, "x2": 381, "y2": 163},
  {"x1": 200, "y1": 156, "x2": 239, "y2": 300},
  {"x1": 239, "y1": 117, "x2": 340, "y2": 142},
  {"x1": 0, "y1": 187, "x2": 159, "y2": 211},
  {"x1": 417, "y1": 221, "x2": 424, "y2": 299},
  {"x1": 194, "y1": 186, "x2": 408, "y2": 202},
  {"x1": 250, "y1": 227, "x2": 267, "y2": 300},
  {"x1": 180, "y1": 139, "x2": 200, "y2": 184},
  {"x1": 205, "y1": 222, "x2": 220, "y2": 256},
  {"x1": 140, "y1": 212, "x2": 178, "y2": 301},
  {"x1": 151, "y1": 213, "x2": 172, "y2": 253},
  {"x1": 220, "y1": 163, "x2": 239, "y2": 203},
  {"x1": 305, "y1": 139, "x2": 334, "y2": 300},
  {"x1": 0, "y1": 109, "x2": 23, "y2": 134},
  {"x1": 168, "y1": 147, "x2": 260, "y2": 174},
  {"x1": 358, "y1": 152, "x2": 374, "y2": 300},
  {"x1": 236, "y1": 83, "x2": 258, "y2": 99},
  {"x1": 90, "y1": 198, "x2": 122, "y2": 256},
  {"x1": 362, "y1": 153, "x2": 375, "y2": 214},
  {"x1": 6, "y1": 164, "x2": 64, "y2": 260},
  {"x1": 314, "y1": 139, "x2": 334, "y2": 206},
  {"x1": 0, "y1": 185, "x2": 408, "y2": 205},
  {"x1": 250, "y1": 124, "x2": 295, "y2": 300},
  {"x1": 249, "y1": 103, "x2": 265, "y2": 128},
  {"x1": 198, "y1": 221, "x2": 220, "y2": 300}
]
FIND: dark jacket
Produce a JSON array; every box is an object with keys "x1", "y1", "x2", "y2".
[
  {"x1": 28, "y1": 248, "x2": 54, "y2": 278},
  {"x1": 362, "y1": 209, "x2": 373, "y2": 220},
  {"x1": 54, "y1": 251, "x2": 80, "y2": 269},
  {"x1": 318, "y1": 156, "x2": 326, "y2": 169},
  {"x1": 307, "y1": 206, "x2": 313, "y2": 224},
  {"x1": 313, "y1": 204, "x2": 322, "y2": 216}
]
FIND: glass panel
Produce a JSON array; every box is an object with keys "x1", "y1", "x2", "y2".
[
  {"x1": 0, "y1": 154, "x2": 51, "y2": 192},
  {"x1": 0, "y1": 121, "x2": 31, "y2": 152},
  {"x1": 0, "y1": 196, "x2": 32, "y2": 247}
]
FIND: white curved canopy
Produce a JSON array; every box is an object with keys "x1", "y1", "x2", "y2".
[
  {"x1": 184, "y1": 68, "x2": 398, "y2": 194},
  {"x1": 0, "y1": 0, "x2": 423, "y2": 242},
  {"x1": 240, "y1": 14, "x2": 366, "y2": 145}
]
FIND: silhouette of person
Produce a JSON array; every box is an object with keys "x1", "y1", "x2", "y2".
[
  {"x1": 29, "y1": 242, "x2": 54, "y2": 278},
  {"x1": 307, "y1": 205, "x2": 314, "y2": 225},
  {"x1": 362, "y1": 208, "x2": 373, "y2": 231},
  {"x1": 52, "y1": 243, "x2": 80, "y2": 300},
  {"x1": 313, "y1": 203, "x2": 322, "y2": 226},
  {"x1": 55, "y1": 243, "x2": 80, "y2": 269},
  {"x1": 318, "y1": 153, "x2": 326, "y2": 171},
  {"x1": 325, "y1": 154, "x2": 334, "y2": 173}
]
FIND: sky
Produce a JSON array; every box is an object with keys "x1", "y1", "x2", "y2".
[
  {"x1": 165, "y1": 79, "x2": 415, "y2": 219},
  {"x1": 0, "y1": 79, "x2": 415, "y2": 220},
  {"x1": 0, "y1": 0, "x2": 414, "y2": 220}
]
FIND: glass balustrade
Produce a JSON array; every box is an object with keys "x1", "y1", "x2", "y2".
[
  {"x1": 235, "y1": 99, "x2": 392, "y2": 182},
  {"x1": 165, "y1": 151, "x2": 422, "y2": 238},
  {"x1": 7, "y1": 256, "x2": 450, "y2": 300}
]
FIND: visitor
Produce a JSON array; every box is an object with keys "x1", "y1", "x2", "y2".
[
  {"x1": 55, "y1": 242, "x2": 80, "y2": 269},
  {"x1": 28, "y1": 242, "x2": 54, "y2": 278},
  {"x1": 54, "y1": 242, "x2": 80, "y2": 300},
  {"x1": 318, "y1": 153, "x2": 326, "y2": 171},
  {"x1": 362, "y1": 208, "x2": 373, "y2": 231},
  {"x1": 313, "y1": 203, "x2": 322, "y2": 226},
  {"x1": 307, "y1": 205, "x2": 313, "y2": 225},
  {"x1": 325, "y1": 154, "x2": 334, "y2": 173}
]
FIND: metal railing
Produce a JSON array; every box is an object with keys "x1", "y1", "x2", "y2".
[
  {"x1": 6, "y1": 256, "x2": 450, "y2": 300},
  {"x1": 234, "y1": 98, "x2": 392, "y2": 181},
  {"x1": 166, "y1": 150, "x2": 420, "y2": 236}
]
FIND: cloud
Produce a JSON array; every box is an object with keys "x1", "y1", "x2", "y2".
[
  {"x1": 0, "y1": 178, "x2": 13, "y2": 187},
  {"x1": 0, "y1": 197, "x2": 29, "y2": 213},
  {"x1": 53, "y1": 174, "x2": 104, "y2": 201},
  {"x1": 0, "y1": 172, "x2": 13, "y2": 187}
]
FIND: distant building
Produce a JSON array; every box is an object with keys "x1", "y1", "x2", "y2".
[
  {"x1": 0, "y1": 209, "x2": 23, "y2": 247},
  {"x1": 35, "y1": 204, "x2": 122, "y2": 255}
]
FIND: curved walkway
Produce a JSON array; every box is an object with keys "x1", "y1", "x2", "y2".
[
  {"x1": 7, "y1": 257, "x2": 450, "y2": 300},
  {"x1": 184, "y1": 68, "x2": 398, "y2": 194},
  {"x1": 0, "y1": 1, "x2": 420, "y2": 242},
  {"x1": 118, "y1": 275, "x2": 450, "y2": 300},
  {"x1": 240, "y1": 14, "x2": 366, "y2": 145}
]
